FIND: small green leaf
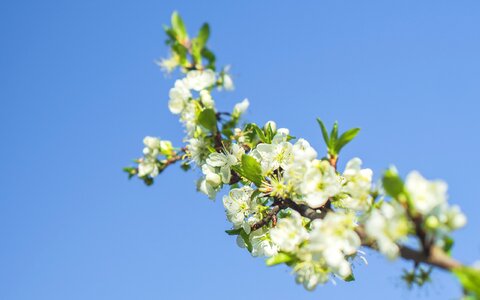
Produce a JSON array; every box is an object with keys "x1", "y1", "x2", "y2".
[
  {"x1": 201, "y1": 48, "x2": 216, "y2": 70},
  {"x1": 443, "y1": 236, "x2": 454, "y2": 255},
  {"x1": 382, "y1": 167, "x2": 406, "y2": 199},
  {"x1": 163, "y1": 25, "x2": 176, "y2": 41},
  {"x1": 453, "y1": 267, "x2": 480, "y2": 298},
  {"x1": 316, "y1": 118, "x2": 330, "y2": 147},
  {"x1": 241, "y1": 155, "x2": 263, "y2": 187},
  {"x1": 196, "y1": 23, "x2": 210, "y2": 50},
  {"x1": 225, "y1": 228, "x2": 242, "y2": 236},
  {"x1": 345, "y1": 273, "x2": 355, "y2": 282},
  {"x1": 239, "y1": 230, "x2": 253, "y2": 252},
  {"x1": 171, "y1": 43, "x2": 188, "y2": 65},
  {"x1": 266, "y1": 252, "x2": 294, "y2": 266},
  {"x1": 171, "y1": 11, "x2": 187, "y2": 41},
  {"x1": 197, "y1": 108, "x2": 217, "y2": 132},
  {"x1": 330, "y1": 121, "x2": 339, "y2": 145},
  {"x1": 246, "y1": 123, "x2": 268, "y2": 143},
  {"x1": 334, "y1": 127, "x2": 360, "y2": 153},
  {"x1": 123, "y1": 167, "x2": 137, "y2": 179}
]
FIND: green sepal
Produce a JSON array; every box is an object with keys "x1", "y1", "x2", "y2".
[{"x1": 345, "y1": 273, "x2": 355, "y2": 282}]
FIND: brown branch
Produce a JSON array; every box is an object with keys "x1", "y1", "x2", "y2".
[
  {"x1": 251, "y1": 206, "x2": 280, "y2": 231},
  {"x1": 355, "y1": 226, "x2": 461, "y2": 271},
  {"x1": 272, "y1": 196, "x2": 463, "y2": 272}
]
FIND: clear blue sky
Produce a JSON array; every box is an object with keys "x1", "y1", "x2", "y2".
[{"x1": 1, "y1": 1, "x2": 480, "y2": 299}]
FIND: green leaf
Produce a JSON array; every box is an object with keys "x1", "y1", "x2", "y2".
[
  {"x1": 334, "y1": 128, "x2": 360, "y2": 153},
  {"x1": 239, "y1": 230, "x2": 253, "y2": 252},
  {"x1": 123, "y1": 167, "x2": 137, "y2": 179},
  {"x1": 266, "y1": 252, "x2": 294, "y2": 266},
  {"x1": 171, "y1": 11, "x2": 187, "y2": 41},
  {"x1": 241, "y1": 155, "x2": 263, "y2": 187},
  {"x1": 316, "y1": 118, "x2": 330, "y2": 148},
  {"x1": 330, "y1": 121, "x2": 339, "y2": 145},
  {"x1": 197, "y1": 108, "x2": 217, "y2": 132},
  {"x1": 245, "y1": 123, "x2": 268, "y2": 143},
  {"x1": 345, "y1": 273, "x2": 355, "y2": 282},
  {"x1": 443, "y1": 236, "x2": 454, "y2": 255},
  {"x1": 163, "y1": 25, "x2": 176, "y2": 41},
  {"x1": 453, "y1": 267, "x2": 480, "y2": 298},
  {"x1": 171, "y1": 43, "x2": 188, "y2": 65},
  {"x1": 382, "y1": 167, "x2": 406, "y2": 199},
  {"x1": 225, "y1": 228, "x2": 242, "y2": 236},
  {"x1": 201, "y1": 47, "x2": 216, "y2": 70},
  {"x1": 196, "y1": 23, "x2": 210, "y2": 50}
]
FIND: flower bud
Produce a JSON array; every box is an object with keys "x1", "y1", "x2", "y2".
[{"x1": 264, "y1": 120, "x2": 277, "y2": 133}]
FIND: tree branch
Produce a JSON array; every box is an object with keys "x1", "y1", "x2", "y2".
[{"x1": 275, "y1": 196, "x2": 463, "y2": 272}]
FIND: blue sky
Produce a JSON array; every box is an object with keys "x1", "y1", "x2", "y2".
[{"x1": 1, "y1": 1, "x2": 480, "y2": 299}]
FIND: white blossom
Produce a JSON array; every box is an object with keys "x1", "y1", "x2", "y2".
[
  {"x1": 365, "y1": 202, "x2": 409, "y2": 259},
  {"x1": 232, "y1": 98, "x2": 249, "y2": 118},
  {"x1": 222, "y1": 72, "x2": 234, "y2": 91},
  {"x1": 298, "y1": 160, "x2": 341, "y2": 208},
  {"x1": 185, "y1": 69, "x2": 216, "y2": 91},
  {"x1": 200, "y1": 89, "x2": 214, "y2": 108},
  {"x1": 168, "y1": 79, "x2": 191, "y2": 114},
  {"x1": 156, "y1": 56, "x2": 178, "y2": 73},
  {"x1": 307, "y1": 212, "x2": 360, "y2": 278},
  {"x1": 249, "y1": 228, "x2": 278, "y2": 257},
  {"x1": 270, "y1": 211, "x2": 308, "y2": 252},
  {"x1": 293, "y1": 260, "x2": 328, "y2": 290},
  {"x1": 187, "y1": 138, "x2": 209, "y2": 166},
  {"x1": 223, "y1": 186, "x2": 255, "y2": 229},
  {"x1": 339, "y1": 158, "x2": 373, "y2": 211},
  {"x1": 405, "y1": 171, "x2": 448, "y2": 215},
  {"x1": 206, "y1": 144, "x2": 244, "y2": 184},
  {"x1": 254, "y1": 137, "x2": 293, "y2": 174}
]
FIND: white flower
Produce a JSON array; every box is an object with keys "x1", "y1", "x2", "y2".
[
  {"x1": 197, "y1": 178, "x2": 217, "y2": 199},
  {"x1": 307, "y1": 212, "x2": 360, "y2": 278},
  {"x1": 143, "y1": 136, "x2": 162, "y2": 149},
  {"x1": 249, "y1": 229, "x2": 278, "y2": 257},
  {"x1": 168, "y1": 79, "x2": 191, "y2": 114},
  {"x1": 283, "y1": 139, "x2": 318, "y2": 196},
  {"x1": 187, "y1": 138, "x2": 210, "y2": 166},
  {"x1": 292, "y1": 139, "x2": 317, "y2": 161},
  {"x1": 254, "y1": 139, "x2": 293, "y2": 174},
  {"x1": 299, "y1": 160, "x2": 341, "y2": 208},
  {"x1": 223, "y1": 186, "x2": 255, "y2": 228},
  {"x1": 206, "y1": 144, "x2": 244, "y2": 184},
  {"x1": 202, "y1": 164, "x2": 222, "y2": 187},
  {"x1": 156, "y1": 56, "x2": 178, "y2": 73},
  {"x1": 365, "y1": 202, "x2": 409, "y2": 260},
  {"x1": 222, "y1": 73, "x2": 234, "y2": 91},
  {"x1": 405, "y1": 171, "x2": 447, "y2": 215},
  {"x1": 232, "y1": 98, "x2": 249, "y2": 118},
  {"x1": 180, "y1": 101, "x2": 199, "y2": 137},
  {"x1": 138, "y1": 157, "x2": 159, "y2": 178},
  {"x1": 200, "y1": 89, "x2": 214, "y2": 108},
  {"x1": 185, "y1": 69, "x2": 216, "y2": 91},
  {"x1": 339, "y1": 158, "x2": 373, "y2": 211},
  {"x1": 293, "y1": 260, "x2": 328, "y2": 291},
  {"x1": 270, "y1": 211, "x2": 308, "y2": 252}
]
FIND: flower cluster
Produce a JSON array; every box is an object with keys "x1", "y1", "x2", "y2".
[{"x1": 125, "y1": 12, "x2": 470, "y2": 293}]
